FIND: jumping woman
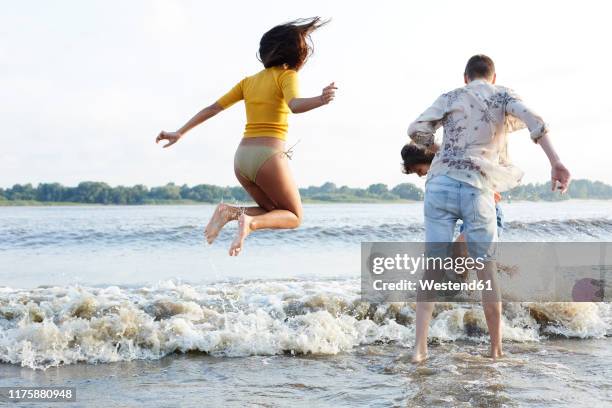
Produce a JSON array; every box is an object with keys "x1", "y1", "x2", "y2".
[{"x1": 156, "y1": 17, "x2": 336, "y2": 256}]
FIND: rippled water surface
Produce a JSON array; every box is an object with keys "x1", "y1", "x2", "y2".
[{"x1": 1, "y1": 201, "x2": 611, "y2": 407}]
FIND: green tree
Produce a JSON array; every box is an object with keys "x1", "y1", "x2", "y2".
[
  {"x1": 149, "y1": 183, "x2": 181, "y2": 200},
  {"x1": 185, "y1": 184, "x2": 225, "y2": 202},
  {"x1": 367, "y1": 183, "x2": 388, "y2": 196},
  {"x1": 6, "y1": 183, "x2": 36, "y2": 200},
  {"x1": 36, "y1": 183, "x2": 65, "y2": 202},
  {"x1": 127, "y1": 184, "x2": 149, "y2": 204},
  {"x1": 68, "y1": 182, "x2": 112, "y2": 203},
  {"x1": 230, "y1": 186, "x2": 249, "y2": 202},
  {"x1": 391, "y1": 183, "x2": 424, "y2": 200},
  {"x1": 320, "y1": 182, "x2": 337, "y2": 193}
]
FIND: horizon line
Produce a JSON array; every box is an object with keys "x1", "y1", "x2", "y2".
[{"x1": 1, "y1": 178, "x2": 611, "y2": 190}]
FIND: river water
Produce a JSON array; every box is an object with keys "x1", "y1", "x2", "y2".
[{"x1": 1, "y1": 201, "x2": 610, "y2": 407}]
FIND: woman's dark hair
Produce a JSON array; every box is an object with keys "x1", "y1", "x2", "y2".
[
  {"x1": 258, "y1": 17, "x2": 329, "y2": 71},
  {"x1": 401, "y1": 143, "x2": 435, "y2": 173}
]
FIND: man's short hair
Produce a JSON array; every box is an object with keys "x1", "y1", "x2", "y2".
[{"x1": 464, "y1": 54, "x2": 495, "y2": 80}]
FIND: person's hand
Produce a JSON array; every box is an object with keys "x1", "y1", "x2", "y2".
[
  {"x1": 425, "y1": 143, "x2": 439, "y2": 155},
  {"x1": 320, "y1": 82, "x2": 337, "y2": 105},
  {"x1": 551, "y1": 161, "x2": 571, "y2": 193},
  {"x1": 156, "y1": 131, "x2": 182, "y2": 148}
]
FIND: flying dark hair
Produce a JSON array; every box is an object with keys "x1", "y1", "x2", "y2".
[
  {"x1": 401, "y1": 143, "x2": 435, "y2": 173},
  {"x1": 464, "y1": 54, "x2": 495, "y2": 80},
  {"x1": 258, "y1": 17, "x2": 329, "y2": 71}
]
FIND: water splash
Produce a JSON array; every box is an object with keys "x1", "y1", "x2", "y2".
[{"x1": 1, "y1": 279, "x2": 609, "y2": 370}]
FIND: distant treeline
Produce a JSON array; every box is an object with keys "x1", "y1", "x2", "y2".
[
  {"x1": 0, "y1": 181, "x2": 423, "y2": 204},
  {"x1": 0, "y1": 179, "x2": 610, "y2": 205},
  {"x1": 501, "y1": 179, "x2": 612, "y2": 201}
]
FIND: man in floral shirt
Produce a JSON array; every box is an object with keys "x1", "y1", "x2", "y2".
[{"x1": 408, "y1": 55, "x2": 571, "y2": 362}]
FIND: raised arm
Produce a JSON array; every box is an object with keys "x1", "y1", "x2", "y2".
[
  {"x1": 505, "y1": 90, "x2": 571, "y2": 192},
  {"x1": 277, "y1": 68, "x2": 336, "y2": 114},
  {"x1": 156, "y1": 79, "x2": 243, "y2": 148},
  {"x1": 288, "y1": 82, "x2": 337, "y2": 114},
  {"x1": 407, "y1": 94, "x2": 446, "y2": 149}
]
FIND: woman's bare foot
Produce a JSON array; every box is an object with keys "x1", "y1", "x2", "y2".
[
  {"x1": 229, "y1": 214, "x2": 253, "y2": 256},
  {"x1": 205, "y1": 203, "x2": 234, "y2": 244},
  {"x1": 411, "y1": 351, "x2": 429, "y2": 364}
]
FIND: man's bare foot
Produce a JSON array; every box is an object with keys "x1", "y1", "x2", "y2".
[
  {"x1": 205, "y1": 203, "x2": 234, "y2": 244},
  {"x1": 411, "y1": 351, "x2": 429, "y2": 364},
  {"x1": 489, "y1": 347, "x2": 504, "y2": 360},
  {"x1": 229, "y1": 214, "x2": 252, "y2": 256}
]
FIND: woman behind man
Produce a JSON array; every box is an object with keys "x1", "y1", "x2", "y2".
[
  {"x1": 401, "y1": 143, "x2": 504, "y2": 240},
  {"x1": 156, "y1": 17, "x2": 337, "y2": 256}
]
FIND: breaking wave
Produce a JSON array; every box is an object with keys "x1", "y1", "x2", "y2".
[{"x1": 1, "y1": 279, "x2": 609, "y2": 370}]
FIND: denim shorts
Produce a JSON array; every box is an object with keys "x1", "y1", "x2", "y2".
[
  {"x1": 424, "y1": 175, "x2": 498, "y2": 260},
  {"x1": 459, "y1": 203, "x2": 503, "y2": 238}
]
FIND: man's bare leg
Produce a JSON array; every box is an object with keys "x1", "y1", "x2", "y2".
[
  {"x1": 412, "y1": 301, "x2": 435, "y2": 363},
  {"x1": 478, "y1": 261, "x2": 503, "y2": 359}
]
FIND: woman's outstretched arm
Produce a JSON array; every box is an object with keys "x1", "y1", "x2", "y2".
[
  {"x1": 156, "y1": 102, "x2": 224, "y2": 148},
  {"x1": 288, "y1": 82, "x2": 337, "y2": 114}
]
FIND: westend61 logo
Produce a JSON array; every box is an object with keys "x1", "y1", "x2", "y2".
[
  {"x1": 361, "y1": 242, "x2": 611, "y2": 303},
  {"x1": 370, "y1": 253, "x2": 492, "y2": 293}
]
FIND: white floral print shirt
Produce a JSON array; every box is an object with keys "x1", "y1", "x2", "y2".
[{"x1": 408, "y1": 79, "x2": 548, "y2": 192}]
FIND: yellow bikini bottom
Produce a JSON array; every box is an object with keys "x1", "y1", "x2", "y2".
[{"x1": 234, "y1": 144, "x2": 283, "y2": 183}]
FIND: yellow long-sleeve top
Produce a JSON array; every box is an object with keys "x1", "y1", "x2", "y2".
[{"x1": 216, "y1": 66, "x2": 300, "y2": 140}]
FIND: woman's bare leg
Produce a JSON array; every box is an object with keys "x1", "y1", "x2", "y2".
[
  {"x1": 204, "y1": 169, "x2": 275, "y2": 244},
  {"x1": 229, "y1": 153, "x2": 302, "y2": 256}
]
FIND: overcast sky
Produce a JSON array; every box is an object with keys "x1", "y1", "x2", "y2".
[{"x1": 2, "y1": 1, "x2": 611, "y2": 189}]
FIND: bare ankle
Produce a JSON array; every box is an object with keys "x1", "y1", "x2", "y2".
[
  {"x1": 414, "y1": 343, "x2": 428, "y2": 355},
  {"x1": 214, "y1": 203, "x2": 230, "y2": 220},
  {"x1": 240, "y1": 214, "x2": 254, "y2": 230},
  {"x1": 490, "y1": 344, "x2": 503, "y2": 358},
  {"x1": 411, "y1": 349, "x2": 428, "y2": 363}
]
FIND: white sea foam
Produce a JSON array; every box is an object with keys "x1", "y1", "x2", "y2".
[{"x1": 1, "y1": 279, "x2": 609, "y2": 370}]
